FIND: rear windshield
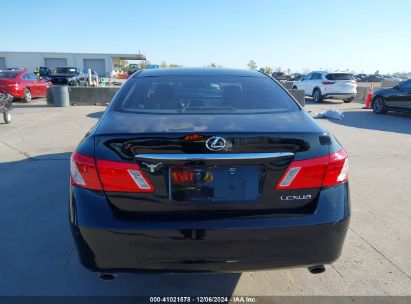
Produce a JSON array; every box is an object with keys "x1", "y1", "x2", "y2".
[
  {"x1": 113, "y1": 75, "x2": 299, "y2": 114},
  {"x1": 0, "y1": 72, "x2": 18, "y2": 79},
  {"x1": 325, "y1": 73, "x2": 354, "y2": 81}
]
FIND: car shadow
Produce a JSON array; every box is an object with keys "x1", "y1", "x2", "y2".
[
  {"x1": 87, "y1": 111, "x2": 105, "y2": 119},
  {"x1": 327, "y1": 109, "x2": 411, "y2": 135},
  {"x1": 12, "y1": 98, "x2": 51, "y2": 108},
  {"x1": 0, "y1": 152, "x2": 241, "y2": 296},
  {"x1": 12, "y1": 104, "x2": 51, "y2": 109},
  {"x1": 305, "y1": 97, "x2": 348, "y2": 105}
]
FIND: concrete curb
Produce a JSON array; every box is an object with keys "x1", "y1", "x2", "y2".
[
  {"x1": 63, "y1": 86, "x2": 307, "y2": 107},
  {"x1": 288, "y1": 89, "x2": 305, "y2": 107},
  {"x1": 68, "y1": 87, "x2": 119, "y2": 105}
]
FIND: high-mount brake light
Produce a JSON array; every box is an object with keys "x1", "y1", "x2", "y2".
[{"x1": 276, "y1": 149, "x2": 348, "y2": 190}]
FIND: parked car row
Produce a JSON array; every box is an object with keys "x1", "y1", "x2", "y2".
[
  {"x1": 271, "y1": 72, "x2": 306, "y2": 81},
  {"x1": 0, "y1": 66, "x2": 102, "y2": 102},
  {"x1": 354, "y1": 73, "x2": 408, "y2": 82},
  {"x1": 271, "y1": 71, "x2": 410, "y2": 84}
]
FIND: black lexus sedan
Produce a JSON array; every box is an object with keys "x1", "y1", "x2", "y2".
[
  {"x1": 372, "y1": 80, "x2": 411, "y2": 114},
  {"x1": 69, "y1": 68, "x2": 350, "y2": 274}
]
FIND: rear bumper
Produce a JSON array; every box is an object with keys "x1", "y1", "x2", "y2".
[
  {"x1": 0, "y1": 86, "x2": 25, "y2": 98},
  {"x1": 322, "y1": 93, "x2": 356, "y2": 100},
  {"x1": 70, "y1": 183, "x2": 350, "y2": 273}
]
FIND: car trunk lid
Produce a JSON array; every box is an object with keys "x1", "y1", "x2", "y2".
[{"x1": 90, "y1": 111, "x2": 331, "y2": 216}]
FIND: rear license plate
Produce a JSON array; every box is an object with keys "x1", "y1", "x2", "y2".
[{"x1": 170, "y1": 166, "x2": 261, "y2": 203}]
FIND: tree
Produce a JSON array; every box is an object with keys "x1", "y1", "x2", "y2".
[
  {"x1": 274, "y1": 66, "x2": 282, "y2": 72},
  {"x1": 160, "y1": 60, "x2": 167, "y2": 68},
  {"x1": 207, "y1": 62, "x2": 222, "y2": 68},
  {"x1": 264, "y1": 66, "x2": 273, "y2": 75},
  {"x1": 140, "y1": 60, "x2": 150, "y2": 69},
  {"x1": 247, "y1": 60, "x2": 257, "y2": 70},
  {"x1": 168, "y1": 63, "x2": 183, "y2": 68}
]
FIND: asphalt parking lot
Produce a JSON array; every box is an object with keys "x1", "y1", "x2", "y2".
[{"x1": 0, "y1": 98, "x2": 410, "y2": 296}]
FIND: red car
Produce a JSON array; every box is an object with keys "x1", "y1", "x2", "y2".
[{"x1": 0, "y1": 70, "x2": 52, "y2": 102}]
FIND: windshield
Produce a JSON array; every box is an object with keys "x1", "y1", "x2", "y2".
[
  {"x1": 52, "y1": 67, "x2": 78, "y2": 75},
  {"x1": 0, "y1": 72, "x2": 18, "y2": 79},
  {"x1": 113, "y1": 75, "x2": 299, "y2": 114},
  {"x1": 325, "y1": 73, "x2": 354, "y2": 81}
]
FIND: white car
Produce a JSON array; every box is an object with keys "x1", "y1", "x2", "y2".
[{"x1": 292, "y1": 71, "x2": 357, "y2": 103}]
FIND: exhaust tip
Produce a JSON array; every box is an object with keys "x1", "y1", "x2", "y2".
[
  {"x1": 99, "y1": 273, "x2": 117, "y2": 281},
  {"x1": 308, "y1": 265, "x2": 326, "y2": 274}
]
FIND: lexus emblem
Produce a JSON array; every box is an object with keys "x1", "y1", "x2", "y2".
[{"x1": 206, "y1": 136, "x2": 226, "y2": 151}]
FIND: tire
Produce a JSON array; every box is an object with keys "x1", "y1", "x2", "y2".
[
  {"x1": 292, "y1": 86, "x2": 297, "y2": 89},
  {"x1": 344, "y1": 97, "x2": 354, "y2": 103},
  {"x1": 313, "y1": 88, "x2": 322, "y2": 103},
  {"x1": 372, "y1": 96, "x2": 387, "y2": 114},
  {"x1": 3, "y1": 111, "x2": 12, "y2": 124},
  {"x1": 22, "y1": 88, "x2": 31, "y2": 103}
]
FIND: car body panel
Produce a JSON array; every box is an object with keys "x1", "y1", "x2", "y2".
[{"x1": 95, "y1": 110, "x2": 324, "y2": 135}]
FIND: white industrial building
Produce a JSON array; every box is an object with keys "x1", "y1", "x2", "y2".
[{"x1": 0, "y1": 51, "x2": 146, "y2": 76}]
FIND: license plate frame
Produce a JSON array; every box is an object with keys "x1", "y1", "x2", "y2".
[{"x1": 169, "y1": 165, "x2": 262, "y2": 203}]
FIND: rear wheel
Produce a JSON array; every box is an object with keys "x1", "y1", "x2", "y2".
[
  {"x1": 372, "y1": 97, "x2": 387, "y2": 114},
  {"x1": 313, "y1": 88, "x2": 322, "y2": 103},
  {"x1": 3, "y1": 111, "x2": 12, "y2": 124},
  {"x1": 22, "y1": 88, "x2": 31, "y2": 103},
  {"x1": 343, "y1": 97, "x2": 354, "y2": 103}
]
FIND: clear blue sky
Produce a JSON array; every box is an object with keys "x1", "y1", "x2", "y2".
[{"x1": 1, "y1": 0, "x2": 410, "y2": 73}]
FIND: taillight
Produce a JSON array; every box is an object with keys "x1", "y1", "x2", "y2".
[
  {"x1": 96, "y1": 159, "x2": 153, "y2": 192},
  {"x1": 322, "y1": 81, "x2": 336, "y2": 85},
  {"x1": 70, "y1": 152, "x2": 154, "y2": 192},
  {"x1": 322, "y1": 149, "x2": 349, "y2": 186},
  {"x1": 70, "y1": 152, "x2": 102, "y2": 190},
  {"x1": 276, "y1": 149, "x2": 348, "y2": 190}
]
